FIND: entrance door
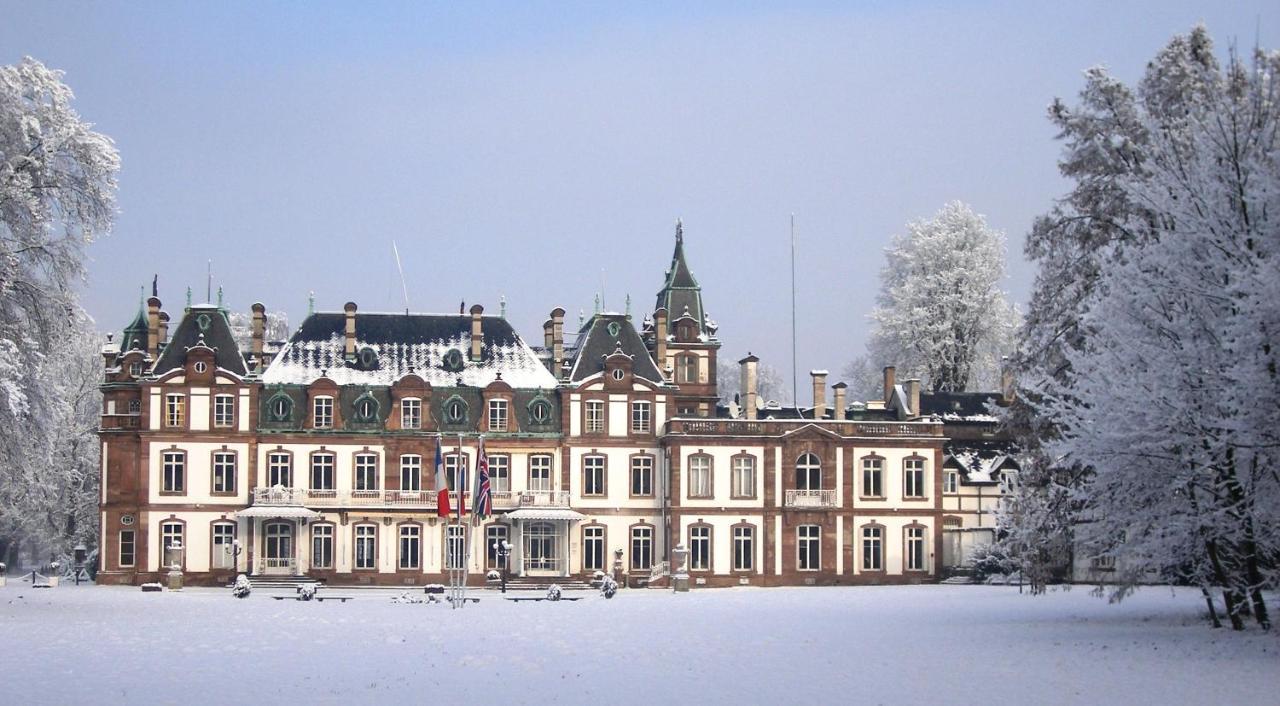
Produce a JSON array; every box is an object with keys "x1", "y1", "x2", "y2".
[
  {"x1": 523, "y1": 521, "x2": 560, "y2": 575},
  {"x1": 263, "y1": 521, "x2": 295, "y2": 574}
]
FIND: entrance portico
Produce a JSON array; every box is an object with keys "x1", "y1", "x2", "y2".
[
  {"x1": 505, "y1": 507, "x2": 584, "y2": 578},
  {"x1": 236, "y1": 505, "x2": 320, "y2": 576}
]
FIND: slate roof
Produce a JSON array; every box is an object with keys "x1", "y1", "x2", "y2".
[
  {"x1": 920, "y1": 391, "x2": 1001, "y2": 422},
  {"x1": 654, "y1": 221, "x2": 712, "y2": 337},
  {"x1": 153, "y1": 305, "x2": 248, "y2": 376},
  {"x1": 567, "y1": 313, "x2": 664, "y2": 384},
  {"x1": 262, "y1": 312, "x2": 558, "y2": 389},
  {"x1": 119, "y1": 304, "x2": 149, "y2": 354}
]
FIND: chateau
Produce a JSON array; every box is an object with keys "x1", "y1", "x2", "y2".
[{"x1": 96, "y1": 226, "x2": 1015, "y2": 587}]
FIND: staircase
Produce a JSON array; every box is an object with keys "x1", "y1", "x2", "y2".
[{"x1": 241, "y1": 575, "x2": 326, "y2": 590}]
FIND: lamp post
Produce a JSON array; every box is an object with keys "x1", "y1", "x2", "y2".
[{"x1": 492, "y1": 539, "x2": 512, "y2": 593}]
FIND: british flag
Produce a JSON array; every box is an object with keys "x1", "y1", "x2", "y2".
[{"x1": 473, "y1": 437, "x2": 492, "y2": 520}]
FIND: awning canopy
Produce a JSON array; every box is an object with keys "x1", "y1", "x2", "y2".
[
  {"x1": 505, "y1": 507, "x2": 586, "y2": 522},
  {"x1": 236, "y1": 506, "x2": 321, "y2": 520}
]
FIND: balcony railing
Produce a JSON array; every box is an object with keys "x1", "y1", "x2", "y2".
[
  {"x1": 518, "y1": 490, "x2": 571, "y2": 508},
  {"x1": 249, "y1": 487, "x2": 555, "y2": 510},
  {"x1": 784, "y1": 489, "x2": 838, "y2": 508},
  {"x1": 670, "y1": 418, "x2": 940, "y2": 438}
]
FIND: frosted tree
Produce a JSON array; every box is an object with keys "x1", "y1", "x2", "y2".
[
  {"x1": 716, "y1": 360, "x2": 789, "y2": 406},
  {"x1": 1005, "y1": 26, "x2": 1279, "y2": 629},
  {"x1": 869, "y1": 201, "x2": 1017, "y2": 392},
  {"x1": 0, "y1": 57, "x2": 118, "y2": 565},
  {"x1": 839, "y1": 354, "x2": 884, "y2": 403}
]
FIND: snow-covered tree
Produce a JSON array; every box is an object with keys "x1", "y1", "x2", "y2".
[
  {"x1": 868, "y1": 201, "x2": 1017, "y2": 392},
  {"x1": 227, "y1": 309, "x2": 291, "y2": 350},
  {"x1": 717, "y1": 359, "x2": 790, "y2": 406},
  {"x1": 1004, "y1": 27, "x2": 1279, "y2": 629},
  {"x1": 839, "y1": 354, "x2": 884, "y2": 403},
  {"x1": 0, "y1": 57, "x2": 118, "y2": 565}
]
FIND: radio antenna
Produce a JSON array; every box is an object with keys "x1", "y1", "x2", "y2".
[{"x1": 393, "y1": 241, "x2": 410, "y2": 314}]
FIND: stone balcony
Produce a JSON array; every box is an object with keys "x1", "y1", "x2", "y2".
[
  {"x1": 784, "y1": 489, "x2": 838, "y2": 509},
  {"x1": 250, "y1": 487, "x2": 571, "y2": 510}
]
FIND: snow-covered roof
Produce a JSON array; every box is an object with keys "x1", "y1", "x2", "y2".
[
  {"x1": 261, "y1": 312, "x2": 558, "y2": 389},
  {"x1": 944, "y1": 441, "x2": 1019, "y2": 483}
]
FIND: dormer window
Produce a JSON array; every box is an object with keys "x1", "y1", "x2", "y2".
[
  {"x1": 313, "y1": 396, "x2": 334, "y2": 429},
  {"x1": 529, "y1": 400, "x2": 552, "y2": 425},
  {"x1": 488, "y1": 399, "x2": 508, "y2": 432},
  {"x1": 354, "y1": 395, "x2": 378, "y2": 422},
  {"x1": 442, "y1": 349, "x2": 465, "y2": 372},
  {"x1": 444, "y1": 397, "x2": 467, "y2": 424},
  {"x1": 128, "y1": 362, "x2": 143, "y2": 378},
  {"x1": 269, "y1": 395, "x2": 292, "y2": 422},
  {"x1": 401, "y1": 398, "x2": 422, "y2": 429}
]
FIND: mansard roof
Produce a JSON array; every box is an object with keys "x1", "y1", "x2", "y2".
[
  {"x1": 654, "y1": 221, "x2": 713, "y2": 338},
  {"x1": 152, "y1": 305, "x2": 248, "y2": 376},
  {"x1": 262, "y1": 312, "x2": 558, "y2": 389},
  {"x1": 567, "y1": 312, "x2": 664, "y2": 384}
]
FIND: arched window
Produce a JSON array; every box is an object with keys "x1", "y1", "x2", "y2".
[{"x1": 795, "y1": 453, "x2": 821, "y2": 490}]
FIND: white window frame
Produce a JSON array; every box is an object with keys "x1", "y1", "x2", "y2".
[
  {"x1": 398, "y1": 525, "x2": 422, "y2": 570},
  {"x1": 310, "y1": 453, "x2": 336, "y2": 491},
  {"x1": 212, "y1": 451, "x2": 236, "y2": 494},
  {"x1": 944, "y1": 469, "x2": 959, "y2": 494},
  {"x1": 313, "y1": 396, "x2": 334, "y2": 429},
  {"x1": 797, "y1": 524, "x2": 820, "y2": 571},
  {"x1": 165, "y1": 393, "x2": 185, "y2": 427},
  {"x1": 118, "y1": 529, "x2": 136, "y2": 568},
  {"x1": 311, "y1": 524, "x2": 334, "y2": 570},
  {"x1": 267, "y1": 452, "x2": 292, "y2": 487},
  {"x1": 687, "y1": 454, "x2": 712, "y2": 498},
  {"x1": 906, "y1": 526, "x2": 927, "y2": 571},
  {"x1": 862, "y1": 457, "x2": 884, "y2": 498},
  {"x1": 583, "y1": 525, "x2": 605, "y2": 572},
  {"x1": 630, "y1": 455, "x2": 653, "y2": 497},
  {"x1": 488, "y1": 399, "x2": 509, "y2": 432},
  {"x1": 400, "y1": 454, "x2": 422, "y2": 492},
  {"x1": 529, "y1": 455, "x2": 553, "y2": 491},
  {"x1": 630, "y1": 525, "x2": 653, "y2": 570},
  {"x1": 399, "y1": 397, "x2": 420, "y2": 429},
  {"x1": 631, "y1": 401, "x2": 651, "y2": 433},
  {"x1": 583, "y1": 455, "x2": 606, "y2": 497},
  {"x1": 488, "y1": 454, "x2": 510, "y2": 493},
  {"x1": 354, "y1": 525, "x2": 377, "y2": 570},
  {"x1": 354, "y1": 453, "x2": 379, "y2": 492},
  {"x1": 585, "y1": 400, "x2": 605, "y2": 432},
  {"x1": 796, "y1": 453, "x2": 822, "y2": 491},
  {"x1": 862, "y1": 525, "x2": 883, "y2": 571},
  {"x1": 161, "y1": 451, "x2": 185, "y2": 494},
  {"x1": 689, "y1": 525, "x2": 711, "y2": 571},
  {"x1": 213, "y1": 394, "x2": 235, "y2": 428},
  {"x1": 732, "y1": 455, "x2": 756, "y2": 498},
  {"x1": 211, "y1": 522, "x2": 236, "y2": 570},
  {"x1": 904, "y1": 457, "x2": 926, "y2": 498},
  {"x1": 733, "y1": 525, "x2": 754, "y2": 572},
  {"x1": 446, "y1": 525, "x2": 466, "y2": 570}
]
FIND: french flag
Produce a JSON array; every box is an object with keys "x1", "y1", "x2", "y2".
[{"x1": 435, "y1": 437, "x2": 450, "y2": 518}]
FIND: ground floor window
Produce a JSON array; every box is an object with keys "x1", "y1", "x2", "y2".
[
  {"x1": 118, "y1": 530, "x2": 135, "y2": 568},
  {"x1": 211, "y1": 522, "x2": 236, "y2": 570},
  {"x1": 446, "y1": 525, "x2": 466, "y2": 570},
  {"x1": 354, "y1": 525, "x2": 376, "y2": 570},
  {"x1": 689, "y1": 525, "x2": 711, "y2": 571},
  {"x1": 399, "y1": 525, "x2": 421, "y2": 570},
  {"x1": 733, "y1": 525, "x2": 754, "y2": 571},
  {"x1": 797, "y1": 524, "x2": 820, "y2": 571},
  {"x1": 160, "y1": 521, "x2": 184, "y2": 566},
  {"x1": 862, "y1": 525, "x2": 883, "y2": 571},
  {"x1": 583, "y1": 525, "x2": 605, "y2": 572},
  {"x1": 906, "y1": 525, "x2": 926, "y2": 571},
  {"x1": 631, "y1": 525, "x2": 653, "y2": 570},
  {"x1": 312, "y1": 525, "x2": 334, "y2": 570},
  {"x1": 486, "y1": 524, "x2": 509, "y2": 569}
]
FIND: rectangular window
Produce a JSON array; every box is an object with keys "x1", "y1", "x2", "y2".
[
  {"x1": 161, "y1": 451, "x2": 185, "y2": 494},
  {"x1": 583, "y1": 456, "x2": 606, "y2": 497},
  {"x1": 904, "y1": 458, "x2": 926, "y2": 498},
  {"x1": 310, "y1": 453, "x2": 335, "y2": 491},
  {"x1": 488, "y1": 399, "x2": 508, "y2": 432},
  {"x1": 488, "y1": 454, "x2": 510, "y2": 493},
  {"x1": 797, "y1": 524, "x2": 821, "y2": 571},
  {"x1": 862, "y1": 457, "x2": 884, "y2": 498},
  {"x1": 354, "y1": 525, "x2": 376, "y2": 570},
  {"x1": 906, "y1": 526, "x2": 926, "y2": 571},
  {"x1": 732, "y1": 455, "x2": 756, "y2": 498},
  {"x1": 486, "y1": 525, "x2": 509, "y2": 569},
  {"x1": 446, "y1": 525, "x2": 466, "y2": 570},
  {"x1": 862, "y1": 526, "x2": 883, "y2": 571},
  {"x1": 679, "y1": 356, "x2": 698, "y2": 383},
  {"x1": 630, "y1": 526, "x2": 653, "y2": 570},
  {"x1": 630, "y1": 455, "x2": 653, "y2": 497},
  {"x1": 585, "y1": 400, "x2": 605, "y2": 433},
  {"x1": 118, "y1": 530, "x2": 136, "y2": 568},
  {"x1": 631, "y1": 401, "x2": 651, "y2": 434},
  {"x1": 690, "y1": 525, "x2": 711, "y2": 571},
  {"x1": 733, "y1": 525, "x2": 754, "y2": 571},
  {"x1": 529, "y1": 455, "x2": 552, "y2": 491},
  {"x1": 583, "y1": 525, "x2": 605, "y2": 572},
  {"x1": 401, "y1": 398, "x2": 421, "y2": 429},
  {"x1": 313, "y1": 396, "x2": 333, "y2": 429},
  {"x1": 400, "y1": 455, "x2": 422, "y2": 492},
  {"x1": 944, "y1": 469, "x2": 959, "y2": 494},
  {"x1": 165, "y1": 394, "x2": 185, "y2": 427},
  {"x1": 354, "y1": 453, "x2": 379, "y2": 492},
  {"x1": 399, "y1": 525, "x2": 421, "y2": 570},
  {"x1": 687, "y1": 455, "x2": 712, "y2": 498},
  {"x1": 212, "y1": 523, "x2": 236, "y2": 570},
  {"x1": 312, "y1": 525, "x2": 334, "y2": 570},
  {"x1": 213, "y1": 394, "x2": 235, "y2": 427},
  {"x1": 444, "y1": 454, "x2": 468, "y2": 492},
  {"x1": 212, "y1": 451, "x2": 236, "y2": 494},
  {"x1": 267, "y1": 452, "x2": 292, "y2": 487}
]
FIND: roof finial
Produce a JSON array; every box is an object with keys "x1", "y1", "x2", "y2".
[
  {"x1": 593, "y1": 293, "x2": 600, "y2": 315},
  {"x1": 151, "y1": 274, "x2": 158, "y2": 298},
  {"x1": 308, "y1": 291, "x2": 315, "y2": 315},
  {"x1": 185, "y1": 286, "x2": 192, "y2": 309},
  {"x1": 676, "y1": 218, "x2": 683, "y2": 243},
  {"x1": 499, "y1": 294, "x2": 507, "y2": 319},
  {"x1": 138, "y1": 285, "x2": 144, "y2": 306},
  {"x1": 578, "y1": 309, "x2": 585, "y2": 328},
  {"x1": 625, "y1": 293, "x2": 631, "y2": 317},
  {"x1": 217, "y1": 286, "x2": 224, "y2": 309}
]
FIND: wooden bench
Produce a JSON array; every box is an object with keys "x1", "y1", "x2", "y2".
[
  {"x1": 272, "y1": 595, "x2": 355, "y2": 602},
  {"x1": 505, "y1": 596, "x2": 583, "y2": 602}
]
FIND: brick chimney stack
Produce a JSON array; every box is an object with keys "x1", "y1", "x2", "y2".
[
  {"x1": 654, "y1": 308, "x2": 668, "y2": 378},
  {"x1": 832, "y1": 382, "x2": 847, "y2": 421},
  {"x1": 470, "y1": 304, "x2": 485, "y2": 361},
  {"x1": 251, "y1": 302, "x2": 266, "y2": 367},
  {"x1": 811, "y1": 370, "x2": 828, "y2": 419},
  {"x1": 906, "y1": 378, "x2": 921, "y2": 419},
  {"x1": 146, "y1": 296, "x2": 161, "y2": 358},
  {"x1": 157, "y1": 311, "x2": 170, "y2": 348},
  {"x1": 551, "y1": 307, "x2": 565, "y2": 377},
  {"x1": 739, "y1": 354, "x2": 759, "y2": 421},
  {"x1": 882, "y1": 365, "x2": 896, "y2": 404},
  {"x1": 343, "y1": 302, "x2": 358, "y2": 360},
  {"x1": 543, "y1": 319, "x2": 554, "y2": 349}
]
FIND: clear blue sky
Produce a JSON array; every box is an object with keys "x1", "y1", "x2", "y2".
[{"x1": 2, "y1": 1, "x2": 1274, "y2": 398}]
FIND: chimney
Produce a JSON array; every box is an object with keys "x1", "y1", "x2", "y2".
[
  {"x1": 251, "y1": 302, "x2": 266, "y2": 367},
  {"x1": 740, "y1": 354, "x2": 759, "y2": 421},
  {"x1": 906, "y1": 378, "x2": 921, "y2": 418},
  {"x1": 811, "y1": 370, "x2": 828, "y2": 419},
  {"x1": 832, "y1": 382, "x2": 847, "y2": 421},
  {"x1": 882, "y1": 365, "x2": 896, "y2": 404},
  {"x1": 1000, "y1": 356, "x2": 1015, "y2": 405},
  {"x1": 343, "y1": 302, "x2": 358, "y2": 360},
  {"x1": 470, "y1": 304, "x2": 484, "y2": 361},
  {"x1": 543, "y1": 319, "x2": 554, "y2": 349},
  {"x1": 654, "y1": 308, "x2": 668, "y2": 378},
  {"x1": 157, "y1": 311, "x2": 170, "y2": 348},
  {"x1": 146, "y1": 296, "x2": 161, "y2": 358},
  {"x1": 551, "y1": 307, "x2": 565, "y2": 378}
]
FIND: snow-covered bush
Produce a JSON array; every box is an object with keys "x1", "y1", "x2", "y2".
[
  {"x1": 298, "y1": 583, "x2": 317, "y2": 601},
  {"x1": 391, "y1": 591, "x2": 423, "y2": 604},
  {"x1": 969, "y1": 544, "x2": 1013, "y2": 583},
  {"x1": 599, "y1": 574, "x2": 618, "y2": 599},
  {"x1": 485, "y1": 569, "x2": 501, "y2": 582},
  {"x1": 232, "y1": 574, "x2": 251, "y2": 599},
  {"x1": 140, "y1": 582, "x2": 163, "y2": 592},
  {"x1": 546, "y1": 584, "x2": 562, "y2": 602}
]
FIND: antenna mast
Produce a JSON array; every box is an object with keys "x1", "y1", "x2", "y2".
[
  {"x1": 790, "y1": 214, "x2": 798, "y2": 407},
  {"x1": 392, "y1": 241, "x2": 410, "y2": 314}
]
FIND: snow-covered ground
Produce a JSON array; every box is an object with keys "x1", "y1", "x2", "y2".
[{"x1": 1, "y1": 583, "x2": 1275, "y2": 705}]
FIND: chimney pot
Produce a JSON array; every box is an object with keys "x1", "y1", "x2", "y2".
[
  {"x1": 550, "y1": 307, "x2": 565, "y2": 379},
  {"x1": 344, "y1": 302, "x2": 358, "y2": 360},
  {"x1": 906, "y1": 378, "x2": 921, "y2": 419},
  {"x1": 251, "y1": 302, "x2": 267, "y2": 367},
  {"x1": 146, "y1": 297, "x2": 162, "y2": 358},
  {"x1": 832, "y1": 382, "x2": 848, "y2": 421},
  {"x1": 883, "y1": 366, "x2": 896, "y2": 404},
  {"x1": 470, "y1": 304, "x2": 484, "y2": 361},
  {"x1": 810, "y1": 370, "x2": 828, "y2": 419},
  {"x1": 739, "y1": 353, "x2": 759, "y2": 421}
]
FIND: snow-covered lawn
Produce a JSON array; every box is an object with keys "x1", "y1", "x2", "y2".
[{"x1": 1, "y1": 583, "x2": 1275, "y2": 705}]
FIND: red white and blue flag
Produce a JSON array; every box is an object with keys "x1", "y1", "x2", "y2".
[
  {"x1": 473, "y1": 436, "x2": 492, "y2": 521},
  {"x1": 434, "y1": 436, "x2": 451, "y2": 518}
]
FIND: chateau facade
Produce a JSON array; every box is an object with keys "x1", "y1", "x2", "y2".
[{"x1": 96, "y1": 226, "x2": 1014, "y2": 587}]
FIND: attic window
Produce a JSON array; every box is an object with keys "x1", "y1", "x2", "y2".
[
  {"x1": 193, "y1": 361, "x2": 208, "y2": 374},
  {"x1": 196, "y1": 313, "x2": 212, "y2": 331},
  {"x1": 128, "y1": 362, "x2": 142, "y2": 378},
  {"x1": 444, "y1": 397, "x2": 467, "y2": 424},
  {"x1": 529, "y1": 400, "x2": 552, "y2": 424},
  {"x1": 607, "y1": 322, "x2": 621, "y2": 337},
  {"x1": 358, "y1": 347, "x2": 377, "y2": 369},
  {"x1": 354, "y1": 395, "x2": 378, "y2": 422},
  {"x1": 611, "y1": 369, "x2": 625, "y2": 381},
  {"x1": 269, "y1": 395, "x2": 293, "y2": 422},
  {"x1": 442, "y1": 349, "x2": 465, "y2": 372}
]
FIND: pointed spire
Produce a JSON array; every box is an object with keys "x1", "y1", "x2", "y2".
[
  {"x1": 625, "y1": 293, "x2": 631, "y2": 317},
  {"x1": 186, "y1": 286, "x2": 192, "y2": 309},
  {"x1": 499, "y1": 294, "x2": 507, "y2": 319},
  {"x1": 217, "y1": 285, "x2": 224, "y2": 309},
  {"x1": 593, "y1": 293, "x2": 600, "y2": 315},
  {"x1": 308, "y1": 291, "x2": 316, "y2": 315}
]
